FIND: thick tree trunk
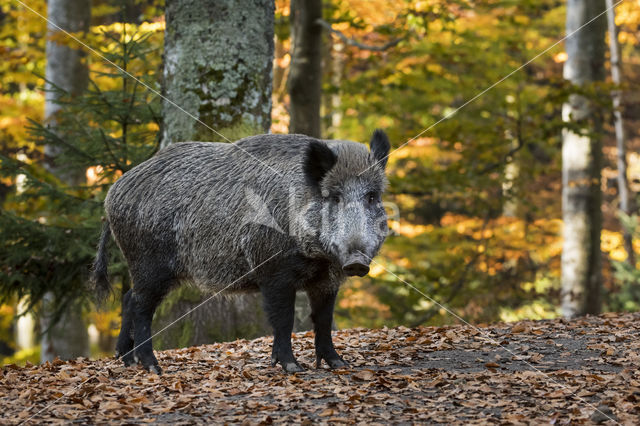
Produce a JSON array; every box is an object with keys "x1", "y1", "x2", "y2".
[
  {"x1": 156, "y1": 0, "x2": 280, "y2": 348},
  {"x1": 40, "y1": 0, "x2": 91, "y2": 363},
  {"x1": 561, "y1": 0, "x2": 606, "y2": 318},
  {"x1": 162, "y1": 0, "x2": 274, "y2": 145},
  {"x1": 288, "y1": 0, "x2": 322, "y2": 138},
  {"x1": 606, "y1": 0, "x2": 633, "y2": 265}
]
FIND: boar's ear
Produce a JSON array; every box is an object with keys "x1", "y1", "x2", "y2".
[
  {"x1": 304, "y1": 140, "x2": 337, "y2": 186},
  {"x1": 369, "y1": 129, "x2": 391, "y2": 169}
]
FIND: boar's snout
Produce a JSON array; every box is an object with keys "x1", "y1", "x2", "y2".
[{"x1": 342, "y1": 252, "x2": 370, "y2": 277}]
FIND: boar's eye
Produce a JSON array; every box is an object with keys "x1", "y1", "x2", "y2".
[
  {"x1": 367, "y1": 191, "x2": 378, "y2": 204},
  {"x1": 331, "y1": 193, "x2": 341, "y2": 204}
]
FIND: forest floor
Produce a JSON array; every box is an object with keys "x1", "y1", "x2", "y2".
[{"x1": 1, "y1": 312, "x2": 639, "y2": 424}]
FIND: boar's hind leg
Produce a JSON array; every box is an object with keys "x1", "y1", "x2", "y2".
[
  {"x1": 128, "y1": 268, "x2": 174, "y2": 375},
  {"x1": 308, "y1": 289, "x2": 348, "y2": 369},
  {"x1": 261, "y1": 285, "x2": 303, "y2": 373},
  {"x1": 115, "y1": 289, "x2": 135, "y2": 366}
]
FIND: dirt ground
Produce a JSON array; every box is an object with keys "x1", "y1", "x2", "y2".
[{"x1": 2, "y1": 312, "x2": 639, "y2": 424}]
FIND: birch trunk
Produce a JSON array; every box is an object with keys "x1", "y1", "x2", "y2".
[
  {"x1": 41, "y1": 0, "x2": 91, "y2": 362},
  {"x1": 561, "y1": 0, "x2": 606, "y2": 318}
]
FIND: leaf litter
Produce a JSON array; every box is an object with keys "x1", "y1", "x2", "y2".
[{"x1": 1, "y1": 312, "x2": 639, "y2": 424}]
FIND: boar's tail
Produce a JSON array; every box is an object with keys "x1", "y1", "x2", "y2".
[{"x1": 91, "y1": 220, "x2": 113, "y2": 304}]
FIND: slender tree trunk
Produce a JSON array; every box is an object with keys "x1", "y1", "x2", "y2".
[
  {"x1": 286, "y1": 0, "x2": 324, "y2": 330},
  {"x1": 15, "y1": 298, "x2": 36, "y2": 351},
  {"x1": 273, "y1": 35, "x2": 288, "y2": 98},
  {"x1": 502, "y1": 91, "x2": 523, "y2": 218},
  {"x1": 606, "y1": 0, "x2": 634, "y2": 265},
  {"x1": 561, "y1": 0, "x2": 606, "y2": 318},
  {"x1": 43, "y1": 0, "x2": 90, "y2": 183},
  {"x1": 288, "y1": 0, "x2": 322, "y2": 138},
  {"x1": 329, "y1": 41, "x2": 345, "y2": 135},
  {"x1": 40, "y1": 0, "x2": 91, "y2": 363},
  {"x1": 156, "y1": 0, "x2": 277, "y2": 348}
]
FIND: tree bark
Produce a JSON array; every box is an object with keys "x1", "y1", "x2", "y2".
[
  {"x1": 285, "y1": 0, "x2": 324, "y2": 330},
  {"x1": 43, "y1": 0, "x2": 90, "y2": 183},
  {"x1": 40, "y1": 0, "x2": 91, "y2": 363},
  {"x1": 329, "y1": 41, "x2": 345, "y2": 135},
  {"x1": 288, "y1": 0, "x2": 323, "y2": 138},
  {"x1": 162, "y1": 0, "x2": 274, "y2": 145},
  {"x1": 561, "y1": 0, "x2": 606, "y2": 318},
  {"x1": 606, "y1": 0, "x2": 633, "y2": 265},
  {"x1": 156, "y1": 0, "x2": 278, "y2": 348}
]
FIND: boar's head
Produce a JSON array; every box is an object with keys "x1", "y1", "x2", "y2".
[{"x1": 303, "y1": 130, "x2": 390, "y2": 277}]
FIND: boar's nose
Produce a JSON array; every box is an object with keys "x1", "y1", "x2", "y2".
[{"x1": 342, "y1": 253, "x2": 370, "y2": 277}]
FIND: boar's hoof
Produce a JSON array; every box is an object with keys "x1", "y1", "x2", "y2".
[
  {"x1": 272, "y1": 356, "x2": 304, "y2": 373},
  {"x1": 282, "y1": 361, "x2": 304, "y2": 373},
  {"x1": 147, "y1": 364, "x2": 162, "y2": 375},
  {"x1": 116, "y1": 350, "x2": 137, "y2": 367},
  {"x1": 316, "y1": 355, "x2": 349, "y2": 369},
  {"x1": 326, "y1": 357, "x2": 349, "y2": 369}
]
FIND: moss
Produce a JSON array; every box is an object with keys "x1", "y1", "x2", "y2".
[
  {"x1": 162, "y1": 0, "x2": 274, "y2": 146},
  {"x1": 153, "y1": 318, "x2": 195, "y2": 350},
  {"x1": 195, "y1": 121, "x2": 265, "y2": 143},
  {"x1": 152, "y1": 286, "x2": 202, "y2": 350},
  {"x1": 155, "y1": 286, "x2": 203, "y2": 319}
]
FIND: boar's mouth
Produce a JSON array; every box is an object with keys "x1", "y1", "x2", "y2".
[{"x1": 342, "y1": 253, "x2": 370, "y2": 277}]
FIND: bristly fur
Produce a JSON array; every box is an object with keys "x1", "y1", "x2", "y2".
[{"x1": 97, "y1": 131, "x2": 391, "y2": 373}]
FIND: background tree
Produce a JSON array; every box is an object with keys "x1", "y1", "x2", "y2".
[
  {"x1": 606, "y1": 0, "x2": 633, "y2": 265},
  {"x1": 153, "y1": 0, "x2": 276, "y2": 348},
  {"x1": 0, "y1": 10, "x2": 163, "y2": 364},
  {"x1": 162, "y1": 0, "x2": 274, "y2": 145},
  {"x1": 40, "y1": 0, "x2": 91, "y2": 362},
  {"x1": 561, "y1": 0, "x2": 607, "y2": 318},
  {"x1": 288, "y1": 0, "x2": 322, "y2": 138},
  {"x1": 286, "y1": 0, "x2": 323, "y2": 331}
]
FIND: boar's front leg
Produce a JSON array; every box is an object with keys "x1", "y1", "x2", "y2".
[
  {"x1": 308, "y1": 289, "x2": 348, "y2": 369},
  {"x1": 261, "y1": 285, "x2": 303, "y2": 373}
]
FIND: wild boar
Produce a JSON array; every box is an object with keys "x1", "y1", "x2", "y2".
[{"x1": 92, "y1": 130, "x2": 390, "y2": 374}]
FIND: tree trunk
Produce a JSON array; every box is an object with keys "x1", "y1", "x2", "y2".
[
  {"x1": 43, "y1": 0, "x2": 90, "y2": 183},
  {"x1": 41, "y1": 294, "x2": 89, "y2": 362},
  {"x1": 40, "y1": 0, "x2": 91, "y2": 363},
  {"x1": 329, "y1": 41, "x2": 345, "y2": 135},
  {"x1": 156, "y1": 0, "x2": 278, "y2": 349},
  {"x1": 162, "y1": 0, "x2": 274, "y2": 146},
  {"x1": 285, "y1": 0, "x2": 324, "y2": 331},
  {"x1": 606, "y1": 0, "x2": 634, "y2": 265},
  {"x1": 288, "y1": 0, "x2": 322, "y2": 138},
  {"x1": 561, "y1": 0, "x2": 606, "y2": 318}
]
